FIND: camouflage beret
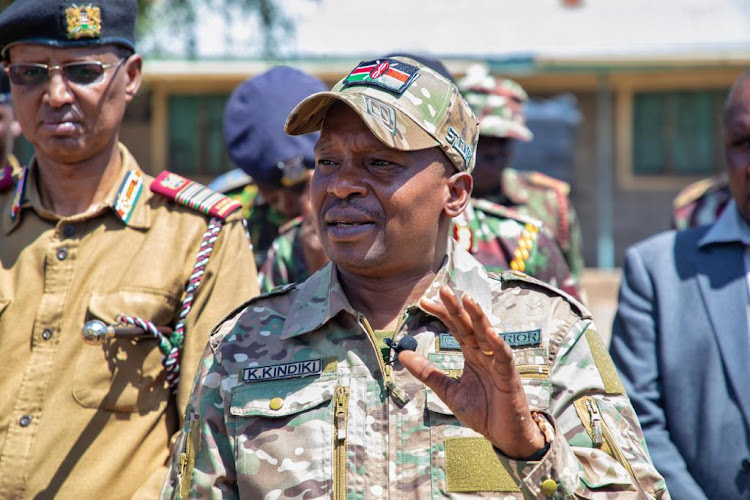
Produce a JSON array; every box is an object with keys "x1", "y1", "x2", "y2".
[
  {"x1": 0, "y1": 0, "x2": 136, "y2": 60},
  {"x1": 457, "y1": 64, "x2": 533, "y2": 142},
  {"x1": 285, "y1": 56, "x2": 479, "y2": 173}
]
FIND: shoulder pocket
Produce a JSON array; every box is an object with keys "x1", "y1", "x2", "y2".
[{"x1": 73, "y1": 288, "x2": 178, "y2": 412}]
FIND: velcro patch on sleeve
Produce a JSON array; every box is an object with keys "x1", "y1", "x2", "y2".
[
  {"x1": 151, "y1": 171, "x2": 242, "y2": 220},
  {"x1": 445, "y1": 437, "x2": 520, "y2": 492},
  {"x1": 586, "y1": 329, "x2": 625, "y2": 395}
]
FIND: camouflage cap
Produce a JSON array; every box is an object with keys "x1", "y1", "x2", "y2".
[
  {"x1": 457, "y1": 64, "x2": 533, "y2": 142},
  {"x1": 285, "y1": 57, "x2": 479, "y2": 173}
]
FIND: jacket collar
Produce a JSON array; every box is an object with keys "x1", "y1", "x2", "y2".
[
  {"x1": 699, "y1": 199, "x2": 750, "y2": 248},
  {"x1": 3, "y1": 143, "x2": 150, "y2": 235},
  {"x1": 280, "y1": 239, "x2": 494, "y2": 339}
]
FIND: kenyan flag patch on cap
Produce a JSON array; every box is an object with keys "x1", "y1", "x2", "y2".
[{"x1": 343, "y1": 59, "x2": 419, "y2": 95}]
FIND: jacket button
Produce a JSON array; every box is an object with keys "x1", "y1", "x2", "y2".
[
  {"x1": 41, "y1": 329, "x2": 53, "y2": 340},
  {"x1": 63, "y1": 225, "x2": 75, "y2": 237},
  {"x1": 19, "y1": 415, "x2": 32, "y2": 427},
  {"x1": 56, "y1": 248, "x2": 68, "y2": 261},
  {"x1": 541, "y1": 478, "x2": 558, "y2": 497},
  {"x1": 269, "y1": 397, "x2": 284, "y2": 410}
]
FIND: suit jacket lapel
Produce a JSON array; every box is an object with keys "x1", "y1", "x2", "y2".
[{"x1": 696, "y1": 242, "x2": 750, "y2": 423}]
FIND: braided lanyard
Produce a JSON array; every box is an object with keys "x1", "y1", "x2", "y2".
[{"x1": 117, "y1": 217, "x2": 224, "y2": 392}]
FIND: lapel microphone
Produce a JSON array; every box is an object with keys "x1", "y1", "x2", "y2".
[{"x1": 384, "y1": 336, "x2": 418, "y2": 362}]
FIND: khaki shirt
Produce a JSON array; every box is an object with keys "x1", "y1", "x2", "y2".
[
  {"x1": 164, "y1": 241, "x2": 668, "y2": 499},
  {"x1": 0, "y1": 145, "x2": 259, "y2": 498}
]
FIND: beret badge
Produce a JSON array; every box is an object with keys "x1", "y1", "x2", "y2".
[{"x1": 64, "y1": 4, "x2": 102, "y2": 40}]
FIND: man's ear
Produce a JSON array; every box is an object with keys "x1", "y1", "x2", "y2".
[
  {"x1": 123, "y1": 53, "x2": 143, "y2": 103},
  {"x1": 444, "y1": 171, "x2": 472, "y2": 218}
]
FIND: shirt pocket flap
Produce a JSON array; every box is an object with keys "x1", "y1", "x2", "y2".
[
  {"x1": 87, "y1": 288, "x2": 178, "y2": 326},
  {"x1": 230, "y1": 373, "x2": 337, "y2": 418}
]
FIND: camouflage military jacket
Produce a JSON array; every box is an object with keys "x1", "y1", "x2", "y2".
[
  {"x1": 258, "y1": 216, "x2": 308, "y2": 293},
  {"x1": 671, "y1": 173, "x2": 731, "y2": 230},
  {"x1": 223, "y1": 183, "x2": 288, "y2": 268},
  {"x1": 162, "y1": 243, "x2": 668, "y2": 499},
  {"x1": 454, "y1": 198, "x2": 581, "y2": 300},
  {"x1": 496, "y1": 168, "x2": 584, "y2": 283}
]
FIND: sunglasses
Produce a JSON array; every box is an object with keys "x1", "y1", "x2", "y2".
[{"x1": 5, "y1": 60, "x2": 123, "y2": 87}]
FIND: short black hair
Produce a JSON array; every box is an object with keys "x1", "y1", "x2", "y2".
[{"x1": 724, "y1": 69, "x2": 750, "y2": 124}]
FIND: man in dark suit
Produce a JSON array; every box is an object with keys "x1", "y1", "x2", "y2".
[{"x1": 611, "y1": 70, "x2": 750, "y2": 500}]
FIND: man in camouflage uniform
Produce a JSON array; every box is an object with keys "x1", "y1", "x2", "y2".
[
  {"x1": 163, "y1": 57, "x2": 667, "y2": 499},
  {"x1": 261, "y1": 56, "x2": 580, "y2": 300},
  {"x1": 0, "y1": 70, "x2": 22, "y2": 189},
  {"x1": 458, "y1": 65, "x2": 585, "y2": 284},
  {"x1": 0, "y1": 1, "x2": 259, "y2": 497},
  {"x1": 671, "y1": 172, "x2": 731, "y2": 230}
]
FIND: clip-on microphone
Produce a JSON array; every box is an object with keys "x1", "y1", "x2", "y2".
[{"x1": 383, "y1": 335, "x2": 418, "y2": 363}]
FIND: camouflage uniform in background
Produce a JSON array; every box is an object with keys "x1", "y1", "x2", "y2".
[
  {"x1": 455, "y1": 198, "x2": 581, "y2": 300},
  {"x1": 258, "y1": 216, "x2": 306, "y2": 293},
  {"x1": 221, "y1": 183, "x2": 287, "y2": 269},
  {"x1": 259, "y1": 200, "x2": 581, "y2": 300},
  {"x1": 671, "y1": 173, "x2": 731, "y2": 230},
  {"x1": 162, "y1": 242, "x2": 668, "y2": 499},
  {"x1": 458, "y1": 68, "x2": 585, "y2": 284},
  {"x1": 494, "y1": 167, "x2": 585, "y2": 283}
]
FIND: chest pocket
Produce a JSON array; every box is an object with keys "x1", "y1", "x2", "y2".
[
  {"x1": 72, "y1": 288, "x2": 178, "y2": 413},
  {"x1": 229, "y1": 373, "x2": 337, "y2": 497}
]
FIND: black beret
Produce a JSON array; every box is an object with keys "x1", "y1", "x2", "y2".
[
  {"x1": 0, "y1": 0, "x2": 137, "y2": 60},
  {"x1": 223, "y1": 66, "x2": 327, "y2": 188}
]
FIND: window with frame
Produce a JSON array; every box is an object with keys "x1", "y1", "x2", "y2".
[
  {"x1": 168, "y1": 94, "x2": 233, "y2": 177},
  {"x1": 632, "y1": 89, "x2": 727, "y2": 176}
]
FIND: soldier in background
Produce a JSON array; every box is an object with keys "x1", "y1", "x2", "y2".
[
  {"x1": 671, "y1": 173, "x2": 731, "y2": 230},
  {"x1": 0, "y1": 1, "x2": 258, "y2": 497},
  {"x1": 458, "y1": 65, "x2": 585, "y2": 285},
  {"x1": 222, "y1": 67, "x2": 326, "y2": 269},
  {"x1": 0, "y1": 69, "x2": 22, "y2": 188}
]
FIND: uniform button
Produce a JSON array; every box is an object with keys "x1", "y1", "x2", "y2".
[
  {"x1": 41, "y1": 329, "x2": 53, "y2": 340},
  {"x1": 56, "y1": 248, "x2": 68, "y2": 261},
  {"x1": 269, "y1": 397, "x2": 284, "y2": 410},
  {"x1": 62, "y1": 225, "x2": 75, "y2": 237},
  {"x1": 19, "y1": 415, "x2": 32, "y2": 427},
  {"x1": 541, "y1": 478, "x2": 558, "y2": 497}
]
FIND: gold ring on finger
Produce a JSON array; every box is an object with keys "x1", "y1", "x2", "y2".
[{"x1": 481, "y1": 350, "x2": 494, "y2": 356}]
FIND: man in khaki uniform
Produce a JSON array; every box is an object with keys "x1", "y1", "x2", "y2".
[
  {"x1": 0, "y1": 1, "x2": 259, "y2": 497},
  {"x1": 163, "y1": 57, "x2": 668, "y2": 498}
]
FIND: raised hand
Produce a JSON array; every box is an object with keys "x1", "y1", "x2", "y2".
[{"x1": 398, "y1": 284, "x2": 546, "y2": 459}]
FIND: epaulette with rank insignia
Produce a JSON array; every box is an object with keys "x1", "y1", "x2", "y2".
[
  {"x1": 500, "y1": 269, "x2": 591, "y2": 320},
  {"x1": 673, "y1": 175, "x2": 727, "y2": 210},
  {"x1": 151, "y1": 171, "x2": 242, "y2": 220},
  {"x1": 524, "y1": 171, "x2": 571, "y2": 196},
  {"x1": 472, "y1": 198, "x2": 542, "y2": 227}
]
